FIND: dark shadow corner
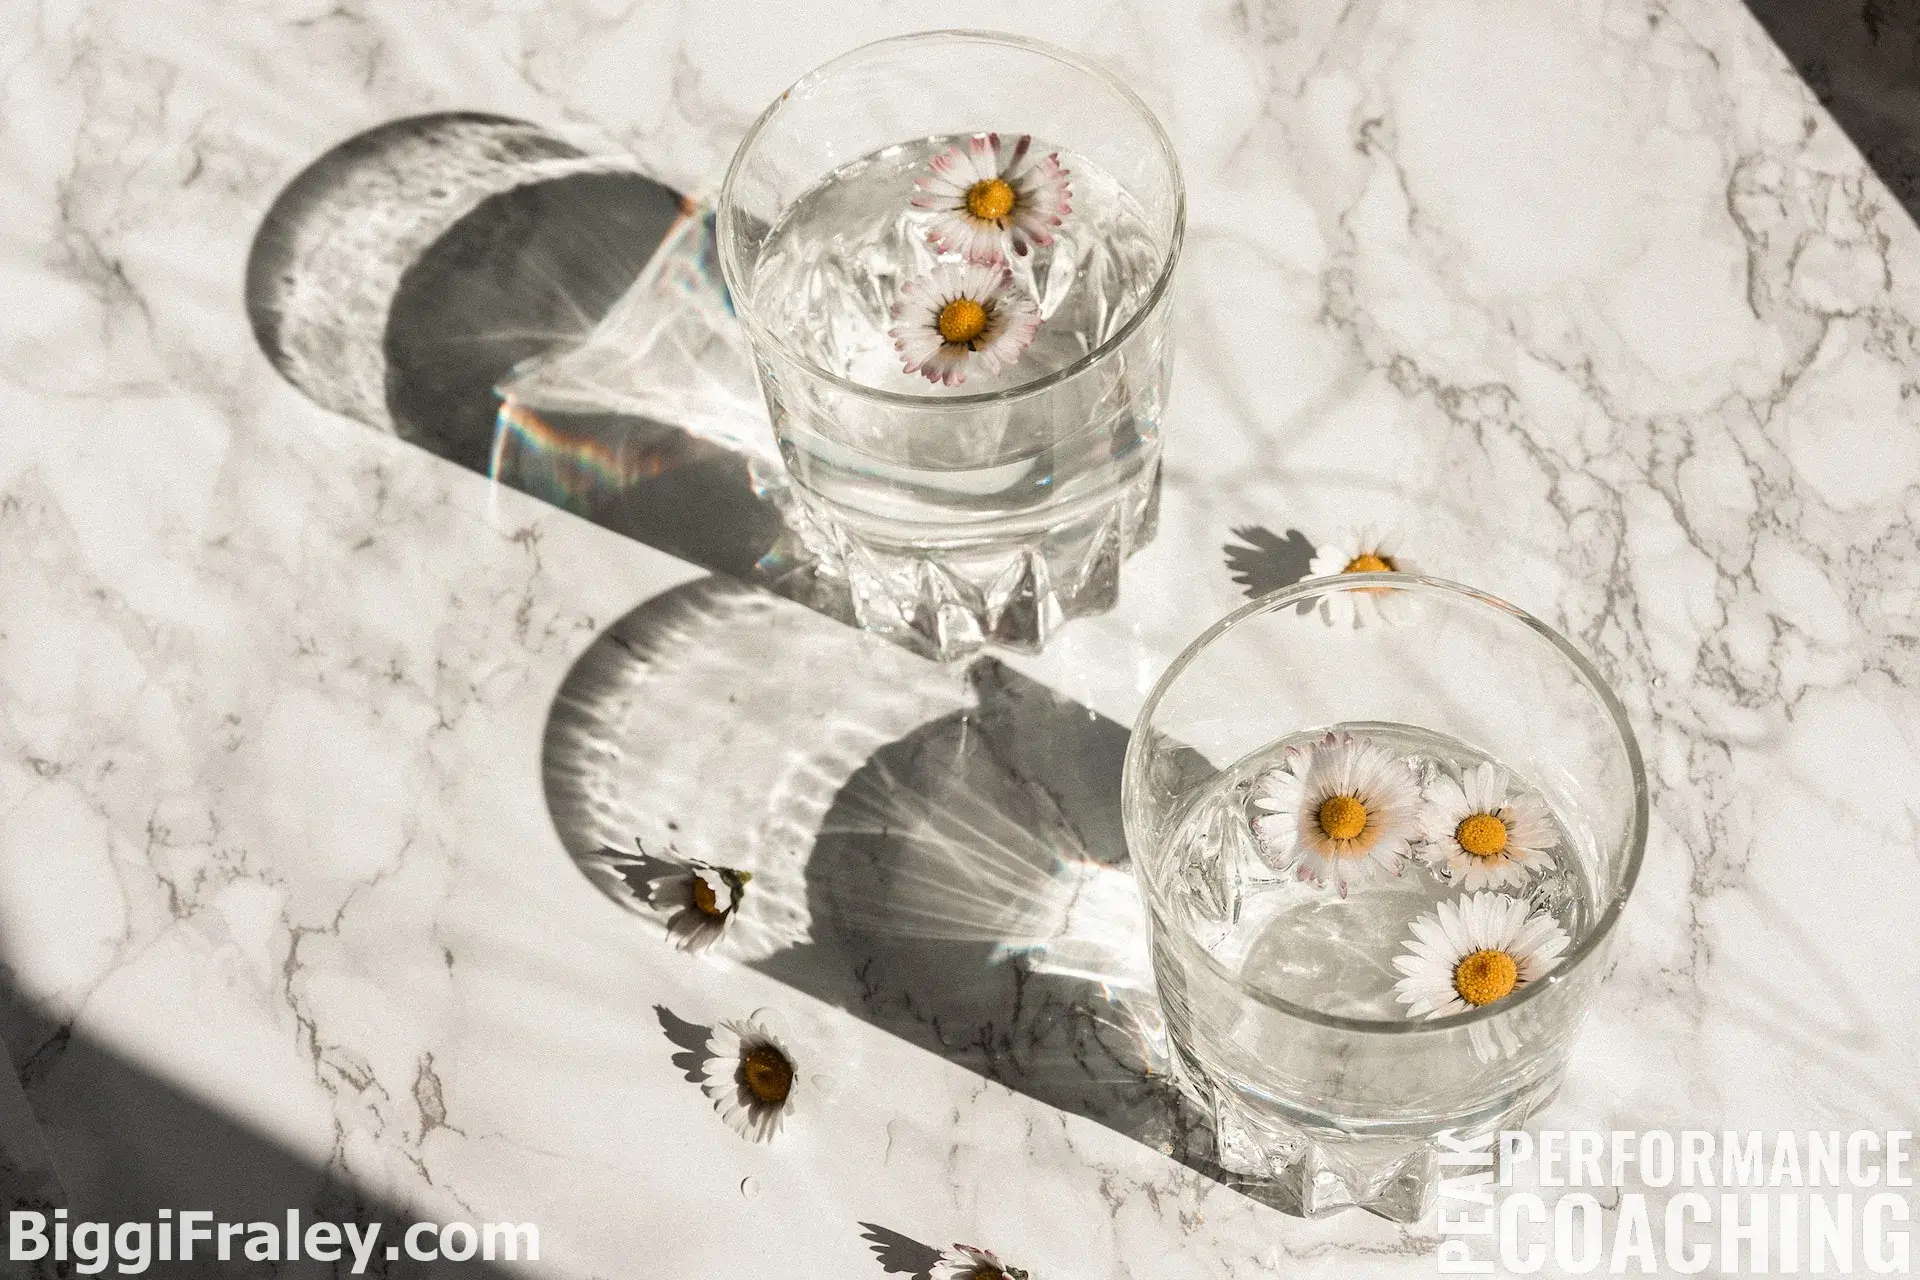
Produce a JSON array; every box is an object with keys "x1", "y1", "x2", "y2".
[
  {"x1": 1741, "y1": 0, "x2": 1920, "y2": 222},
  {"x1": 0, "y1": 993, "x2": 517, "y2": 1277}
]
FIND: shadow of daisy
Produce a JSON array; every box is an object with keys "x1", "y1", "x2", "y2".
[
  {"x1": 857, "y1": 1222, "x2": 943, "y2": 1278},
  {"x1": 1223, "y1": 524, "x2": 1315, "y2": 598},
  {"x1": 654, "y1": 1005, "x2": 711, "y2": 1085}
]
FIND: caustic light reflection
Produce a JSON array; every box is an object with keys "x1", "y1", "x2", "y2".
[
  {"x1": 821, "y1": 742, "x2": 1155, "y2": 1000},
  {"x1": 490, "y1": 398, "x2": 676, "y2": 510}
]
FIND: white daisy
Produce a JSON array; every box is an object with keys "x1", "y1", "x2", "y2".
[
  {"x1": 889, "y1": 263, "x2": 1041, "y2": 387},
  {"x1": 1391, "y1": 891, "x2": 1572, "y2": 1020},
  {"x1": 1418, "y1": 761, "x2": 1559, "y2": 891},
  {"x1": 931, "y1": 1244, "x2": 1030, "y2": 1280},
  {"x1": 911, "y1": 132, "x2": 1072, "y2": 265},
  {"x1": 579, "y1": 840, "x2": 807, "y2": 960},
  {"x1": 1248, "y1": 731, "x2": 1421, "y2": 896},
  {"x1": 1306, "y1": 525, "x2": 1419, "y2": 626},
  {"x1": 702, "y1": 1013, "x2": 798, "y2": 1142},
  {"x1": 647, "y1": 861, "x2": 752, "y2": 952}
]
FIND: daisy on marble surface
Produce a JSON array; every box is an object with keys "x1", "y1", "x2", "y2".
[
  {"x1": 889, "y1": 263, "x2": 1041, "y2": 387},
  {"x1": 646, "y1": 861, "x2": 751, "y2": 952},
  {"x1": 1418, "y1": 761, "x2": 1559, "y2": 891},
  {"x1": 930, "y1": 1243, "x2": 1030, "y2": 1280},
  {"x1": 1392, "y1": 892, "x2": 1570, "y2": 1020},
  {"x1": 1249, "y1": 731, "x2": 1420, "y2": 896},
  {"x1": 1307, "y1": 525, "x2": 1419, "y2": 626},
  {"x1": 702, "y1": 1011, "x2": 799, "y2": 1143},
  {"x1": 581, "y1": 839, "x2": 810, "y2": 960},
  {"x1": 911, "y1": 132, "x2": 1071, "y2": 265}
]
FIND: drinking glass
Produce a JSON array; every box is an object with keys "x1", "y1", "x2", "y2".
[
  {"x1": 718, "y1": 31, "x2": 1184, "y2": 660},
  {"x1": 1122, "y1": 576, "x2": 1647, "y2": 1220}
]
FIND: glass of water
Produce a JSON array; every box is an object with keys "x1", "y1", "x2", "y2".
[
  {"x1": 717, "y1": 31, "x2": 1183, "y2": 660},
  {"x1": 1123, "y1": 576, "x2": 1647, "y2": 1220}
]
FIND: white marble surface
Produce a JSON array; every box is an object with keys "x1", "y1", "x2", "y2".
[{"x1": 3, "y1": 0, "x2": 1919, "y2": 1275}]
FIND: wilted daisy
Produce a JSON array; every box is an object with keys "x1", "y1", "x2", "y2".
[
  {"x1": 911, "y1": 132, "x2": 1071, "y2": 265},
  {"x1": 931, "y1": 1244, "x2": 1030, "y2": 1280},
  {"x1": 890, "y1": 263, "x2": 1041, "y2": 387},
  {"x1": 1392, "y1": 891, "x2": 1571, "y2": 1020},
  {"x1": 647, "y1": 861, "x2": 752, "y2": 952},
  {"x1": 1307, "y1": 525, "x2": 1418, "y2": 625},
  {"x1": 581, "y1": 841, "x2": 807, "y2": 960},
  {"x1": 1249, "y1": 731, "x2": 1421, "y2": 895},
  {"x1": 1418, "y1": 762, "x2": 1559, "y2": 891},
  {"x1": 702, "y1": 1013, "x2": 798, "y2": 1142}
]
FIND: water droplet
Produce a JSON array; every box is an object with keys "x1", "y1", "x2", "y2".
[{"x1": 740, "y1": 1177, "x2": 759, "y2": 1198}]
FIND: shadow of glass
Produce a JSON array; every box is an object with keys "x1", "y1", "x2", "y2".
[
  {"x1": 246, "y1": 112, "x2": 814, "y2": 593},
  {"x1": 255, "y1": 114, "x2": 1314, "y2": 1212},
  {"x1": 751, "y1": 659, "x2": 1222, "y2": 1172},
  {"x1": 0, "y1": 1000, "x2": 517, "y2": 1277},
  {"x1": 540, "y1": 578, "x2": 1345, "y2": 1210}
]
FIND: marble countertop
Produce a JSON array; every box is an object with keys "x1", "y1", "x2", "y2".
[{"x1": 4, "y1": 0, "x2": 1918, "y2": 1275}]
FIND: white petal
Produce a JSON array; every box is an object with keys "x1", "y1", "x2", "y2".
[
  {"x1": 909, "y1": 187, "x2": 965, "y2": 212},
  {"x1": 706, "y1": 1024, "x2": 742, "y2": 1059},
  {"x1": 924, "y1": 143, "x2": 973, "y2": 186},
  {"x1": 1423, "y1": 774, "x2": 1469, "y2": 827},
  {"x1": 1455, "y1": 857, "x2": 1492, "y2": 892},
  {"x1": 1309, "y1": 535, "x2": 1359, "y2": 576},
  {"x1": 1443, "y1": 898, "x2": 1466, "y2": 955},
  {"x1": 665, "y1": 908, "x2": 725, "y2": 951},
  {"x1": 972, "y1": 301, "x2": 1040, "y2": 375},
  {"x1": 1410, "y1": 915, "x2": 1453, "y2": 955},
  {"x1": 1503, "y1": 795, "x2": 1559, "y2": 853},
  {"x1": 918, "y1": 345, "x2": 970, "y2": 386},
  {"x1": 1485, "y1": 893, "x2": 1529, "y2": 949},
  {"x1": 1464, "y1": 762, "x2": 1507, "y2": 814},
  {"x1": 962, "y1": 133, "x2": 999, "y2": 184}
]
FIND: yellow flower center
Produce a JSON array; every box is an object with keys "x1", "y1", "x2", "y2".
[
  {"x1": 1456, "y1": 812, "x2": 1509, "y2": 858},
  {"x1": 1317, "y1": 794, "x2": 1369, "y2": 842},
  {"x1": 741, "y1": 1045, "x2": 793, "y2": 1104},
  {"x1": 1453, "y1": 949, "x2": 1519, "y2": 1006},
  {"x1": 937, "y1": 297, "x2": 990, "y2": 345},
  {"x1": 691, "y1": 876, "x2": 727, "y2": 917},
  {"x1": 965, "y1": 177, "x2": 1017, "y2": 222},
  {"x1": 1343, "y1": 552, "x2": 1394, "y2": 573}
]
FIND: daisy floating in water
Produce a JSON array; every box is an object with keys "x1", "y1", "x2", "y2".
[
  {"x1": 647, "y1": 861, "x2": 753, "y2": 952},
  {"x1": 890, "y1": 263, "x2": 1041, "y2": 387},
  {"x1": 1392, "y1": 891, "x2": 1571, "y2": 1020},
  {"x1": 931, "y1": 1243, "x2": 1030, "y2": 1280},
  {"x1": 702, "y1": 1012, "x2": 799, "y2": 1142},
  {"x1": 911, "y1": 132, "x2": 1071, "y2": 265},
  {"x1": 1307, "y1": 525, "x2": 1418, "y2": 626},
  {"x1": 1249, "y1": 731, "x2": 1421, "y2": 895},
  {"x1": 1418, "y1": 761, "x2": 1558, "y2": 891}
]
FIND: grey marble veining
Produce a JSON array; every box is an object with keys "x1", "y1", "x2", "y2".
[{"x1": 2, "y1": 0, "x2": 1918, "y2": 1276}]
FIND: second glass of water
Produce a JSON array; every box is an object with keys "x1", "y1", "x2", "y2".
[
  {"x1": 718, "y1": 31, "x2": 1184, "y2": 660},
  {"x1": 1123, "y1": 576, "x2": 1648, "y2": 1220}
]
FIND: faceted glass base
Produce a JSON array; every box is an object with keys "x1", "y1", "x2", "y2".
[
  {"x1": 797, "y1": 461, "x2": 1160, "y2": 662},
  {"x1": 1166, "y1": 1044, "x2": 1559, "y2": 1222}
]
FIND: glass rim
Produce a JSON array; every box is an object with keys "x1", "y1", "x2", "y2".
[
  {"x1": 1121, "y1": 573, "x2": 1650, "y2": 1036},
  {"x1": 716, "y1": 28, "x2": 1187, "y2": 409}
]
